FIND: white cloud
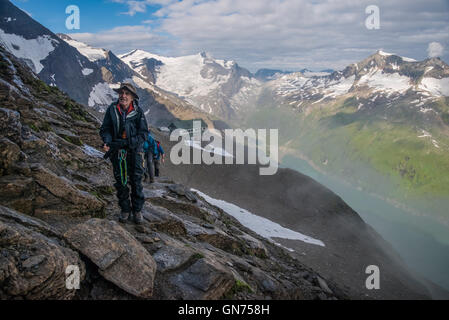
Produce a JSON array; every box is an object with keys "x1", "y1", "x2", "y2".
[
  {"x1": 427, "y1": 42, "x2": 444, "y2": 58},
  {"x1": 90, "y1": 0, "x2": 449, "y2": 71},
  {"x1": 112, "y1": 0, "x2": 177, "y2": 16},
  {"x1": 68, "y1": 25, "x2": 173, "y2": 54},
  {"x1": 152, "y1": 0, "x2": 449, "y2": 70},
  {"x1": 122, "y1": 1, "x2": 147, "y2": 15}
]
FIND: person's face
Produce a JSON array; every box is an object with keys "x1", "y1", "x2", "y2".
[{"x1": 118, "y1": 88, "x2": 133, "y2": 108}]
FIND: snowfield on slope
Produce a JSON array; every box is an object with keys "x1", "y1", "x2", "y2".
[
  {"x1": 119, "y1": 49, "x2": 261, "y2": 114},
  {"x1": 419, "y1": 77, "x2": 449, "y2": 96},
  {"x1": 62, "y1": 38, "x2": 107, "y2": 62},
  {"x1": 88, "y1": 82, "x2": 118, "y2": 107},
  {"x1": 358, "y1": 68, "x2": 411, "y2": 93},
  {"x1": 120, "y1": 50, "x2": 233, "y2": 97},
  {"x1": 192, "y1": 189, "x2": 325, "y2": 247},
  {"x1": 0, "y1": 28, "x2": 58, "y2": 73}
]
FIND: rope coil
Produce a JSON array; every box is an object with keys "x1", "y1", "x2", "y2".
[{"x1": 118, "y1": 149, "x2": 128, "y2": 186}]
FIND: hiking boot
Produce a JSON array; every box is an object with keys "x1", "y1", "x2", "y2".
[
  {"x1": 119, "y1": 210, "x2": 130, "y2": 223},
  {"x1": 134, "y1": 211, "x2": 143, "y2": 224},
  {"x1": 150, "y1": 179, "x2": 155, "y2": 183}
]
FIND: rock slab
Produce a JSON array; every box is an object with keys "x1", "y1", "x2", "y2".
[{"x1": 63, "y1": 218, "x2": 157, "y2": 298}]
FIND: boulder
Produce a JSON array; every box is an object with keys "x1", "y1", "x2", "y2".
[
  {"x1": 168, "y1": 258, "x2": 234, "y2": 299},
  {"x1": 0, "y1": 205, "x2": 85, "y2": 299},
  {"x1": 152, "y1": 238, "x2": 194, "y2": 272},
  {"x1": 63, "y1": 218, "x2": 157, "y2": 298}
]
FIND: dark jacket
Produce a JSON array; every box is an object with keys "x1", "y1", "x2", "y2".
[{"x1": 99, "y1": 100, "x2": 148, "y2": 152}]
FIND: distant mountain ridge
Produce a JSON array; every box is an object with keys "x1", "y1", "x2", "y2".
[
  {"x1": 119, "y1": 49, "x2": 261, "y2": 121},
  {"x1": 255, "y1": 68, "x2": 334, "y2": 81},
  {"x1": 239, "y1": 50, "x2": 449, "y2": 262}
]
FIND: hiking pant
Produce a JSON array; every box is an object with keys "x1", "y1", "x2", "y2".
[
  {"x1": 154, "y1": 159, "x2": 160, "y2": 177},
  {"x1": 110, "y1": 149, "x2": 145, "y2": 213},
  {"x1": 144, "y1": 151, "x2": 154, "y2": 181}
]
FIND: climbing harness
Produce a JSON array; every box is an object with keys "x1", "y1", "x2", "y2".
[{"x1": 118, "y1": 149, "x2": 128, "y2": 186}]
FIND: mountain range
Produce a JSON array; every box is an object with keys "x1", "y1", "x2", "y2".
[
  {"x1": 2, "y1": 0, "x2": 448, "y2": 229},
  {"x1": 1, "y1": 0, "x2": 449, "y2": 297},
  {"x1": 0, "y1": 0, "x2": 222, "y2": 128},
  {"x1": 246, "y1": 50, "x2": 449, "y2": 209},
  {"x1": 1, "y1": 42, "x2": 442, "y2": 299}
]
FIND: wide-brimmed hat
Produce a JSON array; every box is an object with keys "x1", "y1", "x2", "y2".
[{"x1": 113, "y1": 82, "x2": 139, "y2": 99}]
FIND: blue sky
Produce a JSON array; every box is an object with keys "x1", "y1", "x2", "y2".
[
  {"x1": 11, "y1": 0, "x2": 163, "y2": 33},
  {"x1": 10, "y1": 0, "x2": 449, "y2": 72}
]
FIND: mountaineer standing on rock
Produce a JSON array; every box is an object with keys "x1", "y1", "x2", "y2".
[{"x1": 100, "y1": 83, "x2": 148, "y2": 224}]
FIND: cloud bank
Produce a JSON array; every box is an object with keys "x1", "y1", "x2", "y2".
[{"x1": 71, "y1": 0, "x2": 449, "y2": 72}]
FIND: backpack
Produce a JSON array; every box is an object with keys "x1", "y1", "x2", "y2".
[{"x1": 143, "y1": 133, "x2": 156, "y2": 154}]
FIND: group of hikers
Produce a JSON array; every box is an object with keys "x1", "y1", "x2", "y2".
[{"x1": 99, "y1": 83, "x2": 165, "y2": 224}]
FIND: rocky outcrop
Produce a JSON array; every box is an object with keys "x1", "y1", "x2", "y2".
[
  {"x1": 63, "y1": 219, "x2": 157, "y2": 298},
  {"x1": 167, "y1": 258, "x2": 235, "y2": 300},
  {"x1": 0, "y1": 205, "x2": 85, "y2": 300}
]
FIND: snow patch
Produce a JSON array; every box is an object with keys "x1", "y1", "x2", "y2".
[
  {"x1": 82, "y1": 144, "x2": 104, "y2": 158},
  {"x1": 402, "y1": 56, "x2": 417, "y2": 62},
  {"x1": 0, "y1": 29, "x2": 58, "y2": 73},
  {"x1": 418, "y1": 130, "x2": 431, "y2": 138},
  {"x1": 82, "y1": 68, "x2": 93, "y2": 76},
  {"x1": 88, "y1": 82, "x2": 118, "y2": 107},
  {"x1": 192, "y1": 189, "x2": 325, "y2": 247},
  {"x1": 378, "y1": 50, "x2": 394, "y2": 56},
  {"x1": 322, "y1": 75, "x2": 355, "y2": 98},
  {"x1": 425, "y1": 66, "x2": 434, "y2": 74},
  {"x1": 132, "y1": 75, "x2": 154, "y2": 91},
  {"x1": 358, "y1": 69, "x2": 411, "y2": 93},
  {"x1": 377, "y1": 50, "x2": 416, "y2": 62},
  {"x1": 419, "y1": 107, "x2": 434, "y2": 113},
  {"x1": 184, "y1": 139, "x2": 234, "y2": 158},
  {"x1": 63, "y1": 38, "x2": 107, "y2": 62},
  {"x1": 432, "y1": 140, "x2": 440, "y2": 148},
  {"x1": 419, "y1": 77, "x2": 449, "y2": 96}
]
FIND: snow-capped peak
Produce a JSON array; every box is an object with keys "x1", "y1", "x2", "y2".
[
  {"x1": 118, "y1": 49, "x2": 258, "y2": 118},
  {"x1": 58, "y1": 33, "x2": 107, "y2": 62},
  {"x1": 377, "y1": 50, "x2": 394, "y2": 57},
  {"x1": 376, "y1": 49, "x2": 416, "y2": 62}
]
